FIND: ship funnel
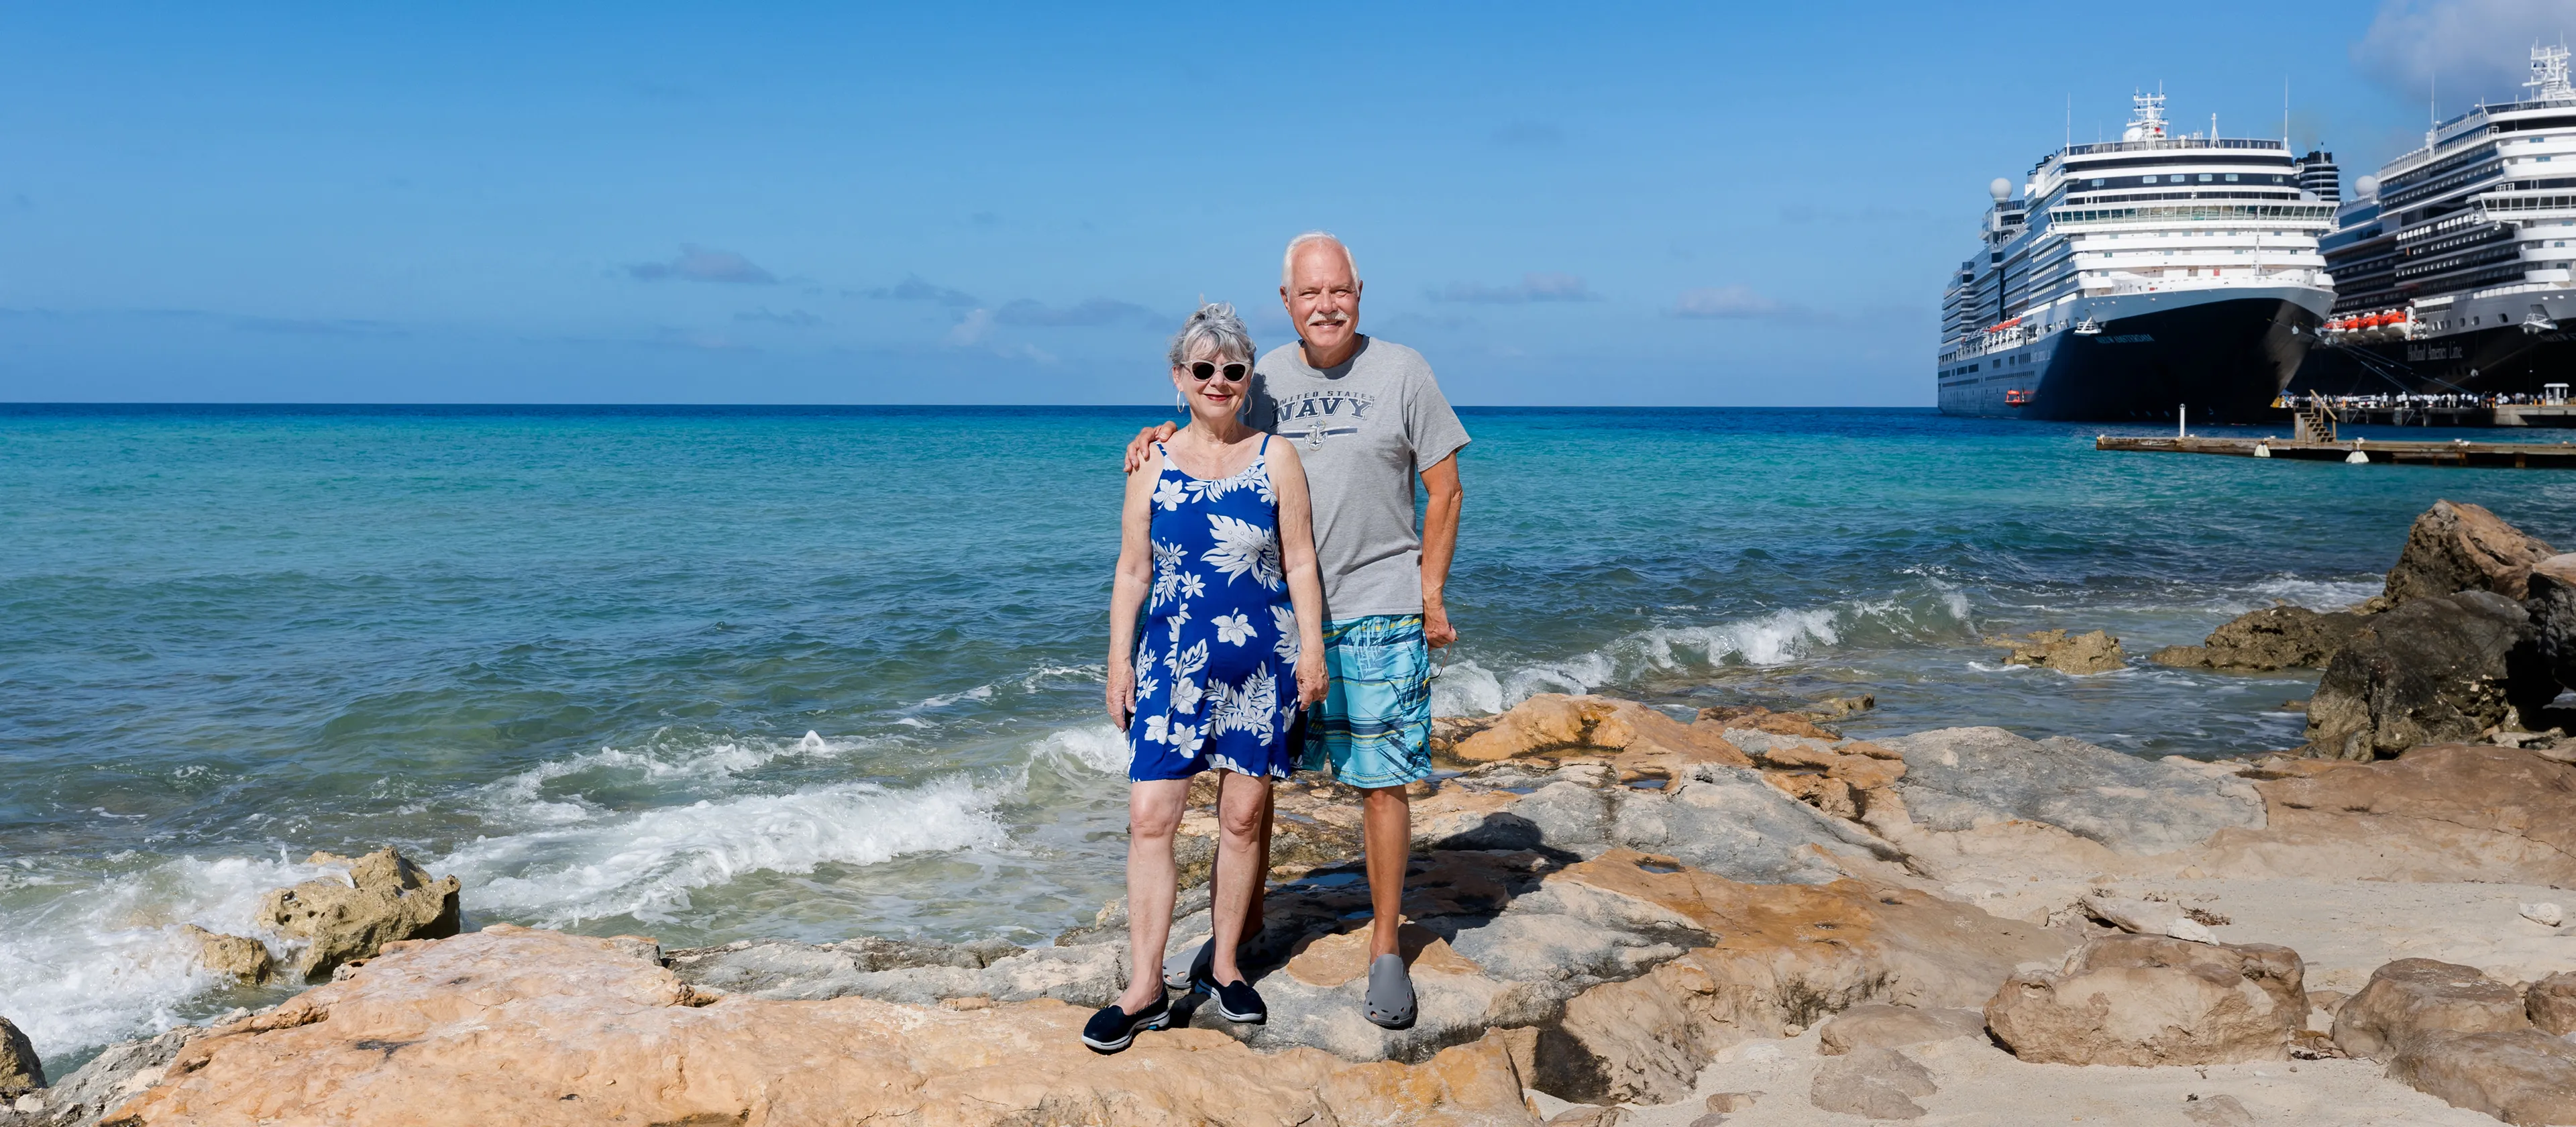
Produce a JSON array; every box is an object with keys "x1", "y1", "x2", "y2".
[{"x1": 1988, "y1": 178, "x2": 2012, "y2": 203}]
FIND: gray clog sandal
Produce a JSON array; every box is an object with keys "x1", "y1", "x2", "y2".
[{"x1": 1365, "y1": 953, "x2": 1416, "y2": 1030}]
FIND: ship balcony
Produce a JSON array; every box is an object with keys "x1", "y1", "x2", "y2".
[{"x1": 2527, "y1": 268, "x2": 2574, "y2": 284}]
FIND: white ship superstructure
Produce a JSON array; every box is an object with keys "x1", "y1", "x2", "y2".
[
  {"x1": 1939, "y1": 93, "x2": 2339, "y2": 421},
  {"x1": 2304, "y1": 45, "x2": 2576, "y2": 394}
]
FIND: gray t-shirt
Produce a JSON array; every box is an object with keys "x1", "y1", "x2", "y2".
[{"x1": 1244, "y1": 335, "x2": 1470, "y2": 619}]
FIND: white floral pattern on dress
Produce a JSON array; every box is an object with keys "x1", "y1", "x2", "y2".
[
  {"x1": 1128, "y1": 441, "x2": 1299, "y2": 780},
  {"x1": 1150, "y1": 539, "x2": 1187, "y2": 610},
  {"x1": 1203, "y1": 514, "x2": 1283, "y2": 591},
  {"x1": 1270, "y1": 604, "x2": 1300, "y2": 663},
  {"x1": 1212, "y1": 612, "x2": 1254, "y2": 646}
]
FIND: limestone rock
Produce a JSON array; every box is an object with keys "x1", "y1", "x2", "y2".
[
  {"x1": 2386, "y1": 1028, "x2": 2576, "y2": 1126},
  {"x1": 1695, "y1": 706, "x2": 1841, "y2": 741},
  {"x1": 1417, "y1": 762, "x2": 1865, "y2": 887},
  {"x1": 1807, "y1": 1046, "x2": 1935, "y2": 1120},
  {"x1": 2196, "y1": 745, "x2": 2576, "y2": 885},
  {"x1": 1877, "y1": 727, "x2": 2263, "y2": 855},
  {"x1": 2527, "y1": 971, "x2": 2576, "y2": 1036},
  {"x1": 2519, "y1": 902, "x2": 2564, "y2": 928},
  {"x1": 1453, "y1": 694, "x2": 1750, "y2": 772},
  {"x1": 2383, "y1": 499, "x2": 2555, "y2": 606},
  {"x1": 179, "y1": 925, "x2": 273, "y2": 985},
  {"x1": 109, "y1": 925, "x2": 1543, "y2": 1127},
  {"x1": 2150, "y1": 605, "x2": 2368, "y2": 671},
  {"x1": 2332, "y1": 959, "x2": 2530, "y2": 1061},
  {"x1": 2526, "y1": 553, "x2": 2576, "y2": 688},
  {"x1": 1805, "y1": 694, "x2": 1876, "y2": 719},
  {"x1": 1817, "y1": 1004, "x2": 1986, "y2": 1055},
  {"x1": 0, "y1": 1017, "x2": 40, "y2": 1099},
  {"x1": 256, "y1": 847, "x2": 461, "y2": 981},
  {"x1": 1532, "y1": 854, "x2": 2069, "y2": 1104},
  {"x1": 30, "y1": 1022, "x2": 217, "y2": 1127},
  {"x1": 2080, "y1": 896, "x2": 2218, "y2": 943},
  {"x1": 1984, "y1": 935, "x2": 2306, "y2": 1066},
  {"x1": 2301, "y1": 590, "x2": 2558, "y2": 759},
  {"x1": 669, "y1": 936, "x2": 1118, "y2": 1006},
  {"x1": 1989, "y1": 629, "x2": 2125, "y2": 674}
]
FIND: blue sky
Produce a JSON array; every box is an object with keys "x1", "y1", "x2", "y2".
[{"x1": 3, "y1": 1, "x2": 2569, "y2": 405}]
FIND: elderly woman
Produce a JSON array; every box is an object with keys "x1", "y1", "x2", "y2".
[{"x1": 1087, "y1": 303, "x2": 1326, "y2": 1053}]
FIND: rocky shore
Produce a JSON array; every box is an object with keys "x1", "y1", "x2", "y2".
[{"x1": 7, "y1": 500, "x2": 2576, "y2": 1126}]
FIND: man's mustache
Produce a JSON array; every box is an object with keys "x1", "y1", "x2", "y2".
[{"x1": 1305, "y1": 311, "x2": 1348, "y2": 326}]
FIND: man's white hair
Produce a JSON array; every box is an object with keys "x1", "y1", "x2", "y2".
[{"x1": 1281, "y1": 231, "x2": 1360, "y2": 288}]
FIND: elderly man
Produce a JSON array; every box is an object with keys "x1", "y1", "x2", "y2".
[{"x1": 1126, "y1": 231, "x2": 1466, "y2": 1028}]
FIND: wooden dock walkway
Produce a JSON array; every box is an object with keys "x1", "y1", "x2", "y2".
[{"x1": 2096, "y1": 434, "x2": 2576, "y2": 468}]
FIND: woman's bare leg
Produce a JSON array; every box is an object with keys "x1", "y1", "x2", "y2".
[
  {"x1": 1209, "y1": 769, "x2": 1271, "y2": 985},
  {"x1": 1118, "y1": 778, "x2": 1190, "y2": 1013}
]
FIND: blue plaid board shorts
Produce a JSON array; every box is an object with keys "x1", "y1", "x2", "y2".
[{"x1": 1297, "y1": 614, "x2": 1434, "y2": 789}]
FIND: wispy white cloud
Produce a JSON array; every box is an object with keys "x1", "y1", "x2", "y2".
[
  {"x1": 1671, "y1": 285, "x2": 1790, "y2": 319},
  {"x1": 626, "y1": 244, "x2": 777, "y2": 284},
  {"x1": 2353, "y1": 0, "x2": 2574, "y2": 105},
  {"x1": 1428, "y1": 272, "x2": 1596, "y2": 304}
]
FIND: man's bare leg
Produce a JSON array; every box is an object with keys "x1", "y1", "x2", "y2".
[{"x1": 1361, "y1": 786, "x2": 1409, "y2": 957}]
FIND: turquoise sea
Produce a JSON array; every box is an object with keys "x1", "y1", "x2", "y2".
[{"x1": 5, "y1": 404, "x2": 2573, "y2": 1066}]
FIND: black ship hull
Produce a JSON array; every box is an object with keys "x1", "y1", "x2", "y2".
[
  {"x1": 2292, "y1": 324, "x2": 2576, "y2": 398},
  {"x1": 1939, "y1": 295, "x2": 2322, "y2": 423}
]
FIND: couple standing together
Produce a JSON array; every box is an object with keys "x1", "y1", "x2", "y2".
[{"x1": 1087, "y1": 232, "x2": 1468, "y2": 1052}]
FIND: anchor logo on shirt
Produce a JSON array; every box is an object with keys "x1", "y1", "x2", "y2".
[
  {"x1": 1272, "y1": 392, "x2": 1372, "y2": 449},
  {"x1": 1293, "y1": 423, "x2": 1360, "y2": 449}
]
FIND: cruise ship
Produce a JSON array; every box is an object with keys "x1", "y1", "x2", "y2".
[
  {"x1": 2299, "y1": 46, "x2": 2576, "y2": 396},
  {"x1": 1937, "y1": 93, "x2": 2339, "y2": 421}
]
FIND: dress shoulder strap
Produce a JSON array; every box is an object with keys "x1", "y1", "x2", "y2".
[{"x1": 1258, "y1": 433, "x2": 1270, "y2": 454}]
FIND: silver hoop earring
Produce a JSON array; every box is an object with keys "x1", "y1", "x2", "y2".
[{"x1": 1175, "y1": 390, "x2": 1188, "y2": 410}]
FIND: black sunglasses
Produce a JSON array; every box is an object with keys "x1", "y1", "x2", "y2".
[{"x1": 1188, "y1": 361, "x2": 1249, "y2": 383}]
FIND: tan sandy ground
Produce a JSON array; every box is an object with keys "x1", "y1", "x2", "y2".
[{"x1": 1539, "y1": 1027, "x2": 2512, "y2": 1126}]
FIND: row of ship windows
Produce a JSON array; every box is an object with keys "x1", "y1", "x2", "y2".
[
  {"x1": 1935, "y1": 352, "x2": 2048, "y2": 380},
  {"x1": 2082, "y1": 173, "x2": 2288, "y2": 187}
]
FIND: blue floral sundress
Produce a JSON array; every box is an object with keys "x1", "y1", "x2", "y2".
[{"x1": 1127, "y1": 437, "x2": 1301, "y2": 781}]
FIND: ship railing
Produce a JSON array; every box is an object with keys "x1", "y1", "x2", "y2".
[
  {"x1": 2050, "y1": 203, "x2": 2336, "y2": 226},
  {"x1": 2063, "y1": 138, "x2": 2286, "y2": 156}
]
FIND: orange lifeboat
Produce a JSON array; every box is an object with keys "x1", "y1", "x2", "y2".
[{"x1": 2004, "y1": 389, "x2": 2033, "y2": 406}]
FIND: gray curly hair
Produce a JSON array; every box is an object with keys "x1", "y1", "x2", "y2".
[{"x1": 1165, "y1": 302, "x2": 1255, "y2": 368}]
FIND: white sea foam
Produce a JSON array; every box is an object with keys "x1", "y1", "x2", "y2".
[
  {"x1": 0, "y1": 854, "x2": 331, "y2": 1061},
  {"x1": 437, "y1": 775, "x2": 1006, "y2": 926},
  {"x1": 1439, "y1": 588, "x2": 1976, "y2": 714},
  {"x1": 914, "y1": 684, "x2": 996, "y2": 709},
  {"x1": 2238, "y1": 576, "x2": 2382, "y2": 612},
  {"x1": 1430, "y1": 660, "x2": 1505, "y2": 717},
  {"x1": 1027, "y1": 723, "x2": 1128, "y2": 775},
  {"x1": 478, "y1": 731, "x2": 879, "y2": 826}
]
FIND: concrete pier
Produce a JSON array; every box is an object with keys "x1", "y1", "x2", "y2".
[{"x1": 2096, "y1": 433, "x2": 2576, "y2": 468}]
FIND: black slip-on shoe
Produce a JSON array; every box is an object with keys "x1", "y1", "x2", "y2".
[
  {"x1": 1178, "y1": 926, "x2": 1265, "y2": 995},
  {"x1": 1210, "y1": 977, "x2": 1267, "y2": 1024},
  {"x1": 1080, "y1": 989, "x2": 1170, "y2": 1053}
]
